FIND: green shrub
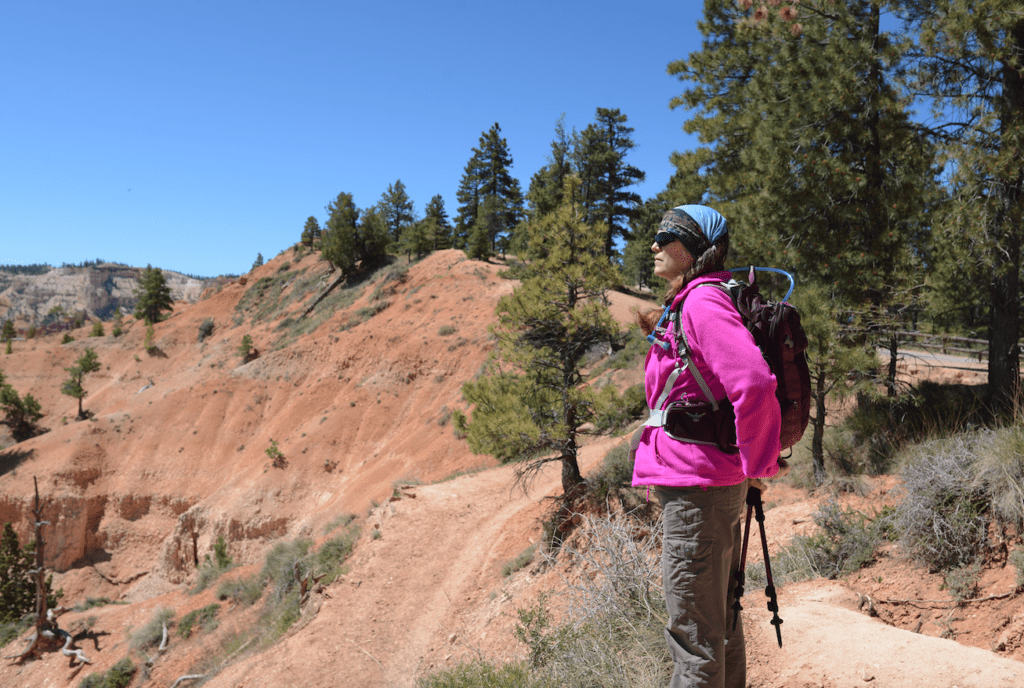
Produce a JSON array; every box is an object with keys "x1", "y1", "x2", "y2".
[
  {"x1": 0, "y1": 618, "x2": 32, "y2": 650},
  {"x1": 437, "y1": 405, "x2": 452, "y2": 427},
  {"x1": 438, "y1": 325, "x2": 457, "y2": 336},
  {"x1": 261, "y1": 539, "x2": 312, "y2": 602},
  {"x1": 192, "y1": 537, "x2": 233, "y2": 593},
  {"x1": 238, "y1": 334, "x2": 254, "y2": 361},
  {"x1": 197, "y1": 318, "x2": 215, "y2": 343},
  {"x1": 501, "y1": 545, "x2": 537, "y2": 577},
  {"x1": 588, "y1": 442, "x2": 637, "y2": 505},
  {"x1": 324, "y1": 513, "x2": 356, "y2": 534},
  {"x1": 80, "y1": 657, "x2": 136, "y2": 688},
  {"x1": 129, "y1": 607, "x2": 174, "y2": 650},
  {"x1": 90, "y1": 321, "x2": 104, "y2": 337},
  {"x1": 970, "y1": 424, "x2": 1024, "y2": 527},
  {"x1": 1010, "y1": 547, "x2": 1024, "y2": 590},
  {"x1": 62, "y1": 333, "x2": 74, "y2": 344},
  {"x1": 73, "y1": 597, "x2": 120, "y2": 612},
  {"x1": 313, "y1": 526, "x2": 360, "y2": 584},
  {"x1": 420, "y1": 512, "x2": 669, "y2": 688},
  {"x1": 768, "y1": 501, "x2": 884, "y2": 584},
  {"x1": 265, "y1": 439, "x2": 285, "y2": 468},
  {"x1": 217, "y1": 575, "x2": 265, "y2": 607},
  {"x1": 213, "y1": 536, "x2": 232, "y2": 569},
  {"x1": 943, "y1": 560, "x2": 982, "y2": 603},
  {"x1": 178, "y1": 603, "x2": 220, "y2": 639},
  {"x1": 415, "y1": 660, "x2": 531, "y2": 688},
  {"x1": 592, "y1": 385, "x2": 646, "y2": 434}
]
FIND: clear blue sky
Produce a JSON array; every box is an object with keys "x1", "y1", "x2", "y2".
[{"x1": 1, "y1": 1, "x2": 704, "y2": 277}]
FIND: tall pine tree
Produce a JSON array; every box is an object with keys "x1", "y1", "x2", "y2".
[
  {"x1": 572, "y1": 108, "x2": 646, "y2": 259},
  {"x1": 379, "y1": 179, "x2": 417, "y2": 243},
  {"x1": 422, "y1": 194, "x2": 453, "y2": 251},
  {"x1": 456, "y1": 175, "x2": 621, "y2": 498},
  {"x1": 453, "y1": 123, "x2": 524, "y2": 258},
  {"x1": 902, "y1": 0, "x2": 1024, "y2": 409}
]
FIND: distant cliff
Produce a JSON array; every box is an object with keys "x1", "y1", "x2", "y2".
[{"x1": 0, "y1": 264, "x2": 213, "y2": 325}]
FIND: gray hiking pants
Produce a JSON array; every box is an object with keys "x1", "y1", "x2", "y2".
[{"x1": 656, "y1": 482, "x2": 747, "y2": 688}]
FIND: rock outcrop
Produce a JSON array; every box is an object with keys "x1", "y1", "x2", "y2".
[{"x1": 0, "y1": 264, "x2": 210, "y2": 325}]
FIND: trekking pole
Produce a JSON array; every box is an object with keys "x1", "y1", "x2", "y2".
[
  {"x1": 748, "y1": 486, "x2": 784, "y2": 647},
  {"x1": 731, "y1": 494, "x2": 755, "y2": 633}
]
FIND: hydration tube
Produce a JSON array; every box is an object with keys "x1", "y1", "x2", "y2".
[
  {"x1": 729, "y1": 266, "x2": 796, "y2": 302},
  {"x1": 645, "y1": 306, "x2": 673, "y2": 350}
]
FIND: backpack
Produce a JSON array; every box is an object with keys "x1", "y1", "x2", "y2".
[{"x1": 672, "y1": 266, "x2": 811, "y2": 452}]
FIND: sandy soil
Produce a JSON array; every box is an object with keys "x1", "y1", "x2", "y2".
[{"x1": 0, "y1": 248, "x2": 1021, "y2": 687}]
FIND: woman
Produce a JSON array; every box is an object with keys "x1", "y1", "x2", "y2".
[{"x1": 633, "y1": 205, "x2": 784, "y2": 688}]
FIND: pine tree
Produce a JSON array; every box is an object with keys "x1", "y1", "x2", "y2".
[
  {"x1": 0, "y1": 368, "x2": 43, "y2": 442},
  {"x1": 133, "y1": 265, "x2": 174, "y2": 324},
  {"x1": 321, "y1": 193, "x2": 391, "y2": 276},
  {"x1": 901, "y1": 0, "x2": 1024, "y2": 409},
  {"x1": 453, "y1": 124, "x2": 524, "y2": 257},
  {"x1": 0, "y1": 522, "x2": 60, "y2": 625},
  {"x1": 1, "y1": 320, "x2": 14, "y2": 343},
  {"x1": 321, "y1": 192, "x2": 361, "y2": 275},
  {"x1": 61, "y1": 347, "x2": 101, "y2": 419},
  {"x1": 399, "y1": 219, "x2": 433, "y2": 259},
  {"x1": 572, "y1": 108, "x2": 646, "y2": 258},
  {"x1": 422, "y1": 194, "x2": 453, "y2": 250},
  {"x1": 456, "y1": 176, "x2": 621, "y2": 498},
  {"x1": 357, "y1": 205, "x2": 392, "y2": 269},
  {"x1": 379, "y1": 179, "x2": 417, "y2": 243},
  {"x1": 526, "y1": 115, "x2": 574, "y2": 223},
  {"x1": 622, "y1": 194, "x2": 676, "y2": 291},
  {"x1": 522, "y1": 116, "x2": 575, "y2": 260},
  {"x1": 301, "y1": 216, "x2": 321, "y2": 248},
  {"x1": 0, "y1": 523, "x2": 35, "y2": 624}
]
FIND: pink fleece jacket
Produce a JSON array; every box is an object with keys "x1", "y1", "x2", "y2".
[{"x1": 632, "y1": 272, "x2": 782, "y2": 488}]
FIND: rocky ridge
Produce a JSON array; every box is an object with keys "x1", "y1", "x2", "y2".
[{"x1": 0, "y1": 264, "x2": 213, "y2": 326}]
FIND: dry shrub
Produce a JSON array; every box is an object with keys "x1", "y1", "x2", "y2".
[
  {"x1": 893, "y1": 435, "x2": 988, "y2": 571},
  {"x1": 761, "y1": 500, "x2": 886, "y2": 586},
  {"x1": 970, "y1": 424, "x2": 1024, "y2": 528},
  {"x1": 530, "y1": 510, "x2": 670, "y2": 688}
]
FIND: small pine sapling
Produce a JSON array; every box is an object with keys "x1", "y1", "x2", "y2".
[
  {"x1": 265, "y1": 439, "x2": 286, "y2": 468},
  {"x1": 61, "y1": 347, "x2": 101, "y2": 419},
  {"x1": 237, "y1": 334, "x2": 258, "y2": 363}
]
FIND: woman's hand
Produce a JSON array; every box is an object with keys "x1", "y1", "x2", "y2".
[
  {"x1": 776, "y1": 457, "x2": 791, "y2": 478},
  {"x1": 749, "y1": 457, "x2": 790, "y2": 492}
]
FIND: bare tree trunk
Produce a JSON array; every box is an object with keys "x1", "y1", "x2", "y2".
[
  {"x1": 887, "y1": 333, "x2": 899, "y2": 398},
  {"x1": 988, "y1": 19, "x2": 1024, "y2": 413},
  {"x1": 31, "y1": 477, "x2": 51, "y2": 643},
  {"x1": 811, "y1": 367, "x2": 828, "y2": 485}
]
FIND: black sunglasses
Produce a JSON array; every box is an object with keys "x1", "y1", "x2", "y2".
[{"x1": 654, "y1": 231, "x2": 679, "y2": 248}]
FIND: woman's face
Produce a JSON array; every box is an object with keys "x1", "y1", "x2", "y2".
[{"x1": 651, "y1": 234, "x2": 695, "y2": 281}]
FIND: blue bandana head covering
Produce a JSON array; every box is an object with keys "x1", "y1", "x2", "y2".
[{"x1": 659, "y1": 205, "x2": 728, "y2": 259}]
